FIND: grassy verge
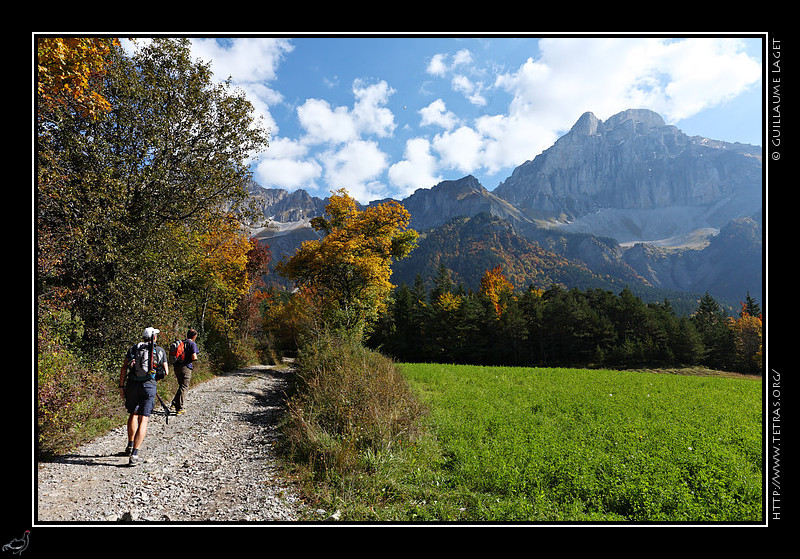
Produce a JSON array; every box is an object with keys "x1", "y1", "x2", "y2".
[
  {"x1": 277, "y1": 331, "x2": 429, "y2": 520},
  {"x1": 286, "y1": 357, "x2": 763, "y2": 523}
]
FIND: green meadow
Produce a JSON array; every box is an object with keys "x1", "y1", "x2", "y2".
[{"x1": 393, "y1": 364, "x2": 762, "y2": 523}]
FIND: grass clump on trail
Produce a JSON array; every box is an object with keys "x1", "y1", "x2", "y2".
[{"x1": 279, "y1": 330, "x2": 428, "y2": 514}]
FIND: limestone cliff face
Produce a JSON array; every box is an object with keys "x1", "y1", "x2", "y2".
[
  {"x1": 400, "y1": 175, "x2": 531, "y2": 232},
  {"x1": 493, "y1": 109, "x2": 762, "y2": 241}
]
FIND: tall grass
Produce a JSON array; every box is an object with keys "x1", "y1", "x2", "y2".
[{"x1": 279, "y1": 330, "x2": 426, "y2": 489}]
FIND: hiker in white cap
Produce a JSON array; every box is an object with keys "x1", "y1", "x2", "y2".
[{"x1": 119, "y1": 327, "x2": 169, "y2": 465}]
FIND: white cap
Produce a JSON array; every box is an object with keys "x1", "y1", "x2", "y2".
[{"x1": 143, "y1": 327, "x2": 160, "y2": 340}]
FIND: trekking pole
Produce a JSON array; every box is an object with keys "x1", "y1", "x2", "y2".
[
  {"x1": 156, "y1": 392, "x2": 171, "y2": 424},
  {"x1": 149, "y1": 335, "x2": 171, "y2": 424}
]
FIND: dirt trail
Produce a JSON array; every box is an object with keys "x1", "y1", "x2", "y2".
[{"x1": 36, "y1": 365, "x2": 303, "y2": 523}]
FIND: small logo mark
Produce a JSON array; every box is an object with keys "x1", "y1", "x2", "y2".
[{"x1": 2, "y1": 531, "x2": 29, "y2": 555}]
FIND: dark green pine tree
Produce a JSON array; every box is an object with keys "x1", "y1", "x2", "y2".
[
  {"x1": 692, "y1": 292, "x2": 736, "y2": 370},
  {"x1": 429, "y1": 263, "x2": 454, "y2": 303},
  {"x1": 670, "y1": 316, "x2": 705, "y2": 366},
  {"x1": 741, "y1": 291, "x2": 762, "y2": 318}
]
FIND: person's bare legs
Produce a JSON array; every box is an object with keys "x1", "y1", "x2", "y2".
[{"x1": 127, "y1": 414, "x2": 149, "y2": 464}]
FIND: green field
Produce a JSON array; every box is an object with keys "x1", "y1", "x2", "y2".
[{"x1": 396, "y1": 364, "x2": 763, "y2": 523}]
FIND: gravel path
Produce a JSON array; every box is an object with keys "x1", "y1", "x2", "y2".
[{"x1": 36, "y1": 365, "x2": 304, "y2": 523}]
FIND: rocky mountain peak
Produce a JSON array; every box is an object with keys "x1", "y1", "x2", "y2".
[
  {"x1": 564, "y1": 109, "x2": 665, "y2": 141},
  {"x1": 569, "y1": 111, "x2": 601, "y2": 136},
  {"x1": 249, "y1": 108, "x2": 761, "y2": 305},
  {"x1": 402, "y1": 175, "x2": 530, "y2": 232},
  {"x1": 248, "y1": 181, "x2": 327, "y2": 222},
  {"x1": 493, "y1": 108, "x2": 762, "y2": 243},
  {"x1": 423, "y1": 175, "x2": 484, "y2": 199},
  {"x1": 601, "y1": 108, "x2": 666, "y2": 131}
]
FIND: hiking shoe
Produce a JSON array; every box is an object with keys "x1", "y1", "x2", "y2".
[
  {"x1": 118, "y1": 445, "x2": 133, "y2": 457},
  {"x1": 175, "y1": 409, "x2": 185, "y2": 416},
  {"x1": 129, "y1": 454, "x2": 141, "y2": 466}
]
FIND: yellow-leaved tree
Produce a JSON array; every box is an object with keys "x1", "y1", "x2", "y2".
[
  {"x1": 37, "y1": 37, "x2": 120, "y2": 122},
  {"x1": 730, "y1": 307, "x2": 763, "y2": 374},
  {"x1": 480, "y1": 265, "x2": 515, "y2": 317},
  {"x1": 187, "y1": 214, "x2": 254, "y2": 338},
  {"x1": 277, "y1": 188, "x2": 418, "y2": 335}
]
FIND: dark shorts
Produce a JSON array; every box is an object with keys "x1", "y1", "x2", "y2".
[{"x1": 125, "y1": 381, "x2": 157, "y2": 416}]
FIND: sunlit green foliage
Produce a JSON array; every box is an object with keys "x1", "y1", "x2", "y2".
[{"x1": 36, "y1": 37, "x2": 270, "y2": 455}]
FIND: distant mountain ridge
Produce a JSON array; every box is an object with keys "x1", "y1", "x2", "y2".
[
  {"x1": 389, "y1": 211, "x2": 635, "y2": 295},
  {"x1": 248, "y1": 185, "x2": 327, "y2": 223},
  {"x1": 394, "y1": 175, "x2": 532, "y2": 233},
  {"x1": 248, "y1": 108, "x2": 763, "y2": 308}
]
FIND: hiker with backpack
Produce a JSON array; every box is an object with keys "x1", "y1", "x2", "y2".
[
  {"x1": 119, "y1": 327, "x2": 169, "y2": 466},
  {"x1": 169, "y1": 328, "x2": 199, "y2": 416}
]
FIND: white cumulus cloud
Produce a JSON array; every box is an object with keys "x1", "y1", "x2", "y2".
[
  {"x1": 432, "y1": 126, "x2": 485, "y2": 174},
  {"x1": 388, "y1": 138, "x2": 442, "y2": 195},
  {"x1": 419, "y1": 99, "x2": 460, "y2": 130},
  {"x1": 352, "y1": 79, "x2": 397, "y2": 138},
  {"x1": 182, "y1": 36, "x2": 760, "y2": 203},
  {"x1": 253, "y1": 137, "x2": 322, "y2": 190},
  {"x1": 320, "y1": 140, "x2": 390, "y2": 202},
  {"x1": 297, "y1": 98, "x2": 359, "y2": 145},
  {"x1": 189, "y1": 38, "x2": 293, "y2": 135}
]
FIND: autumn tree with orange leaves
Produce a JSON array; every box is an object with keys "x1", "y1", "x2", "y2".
[
  {"x1": 731, "y1": 298, "x2": 763, "y2": 374},
  {"x1": 37, "y1": 37, "x2": 120, "y2": 123},
  {"x1": 480, "y1": 265, "x2": 515, "y2": 317},
  {"x1": 185, "y1": 215, "x2": 255, "y2": 335},
  {"x1": 277, "y1": 189, "x2": 418, "y2": 335}
]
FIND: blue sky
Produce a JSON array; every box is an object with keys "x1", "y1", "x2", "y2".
[{"x1": 127, "y1": 35, "x2": 763, "y2": 204}]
